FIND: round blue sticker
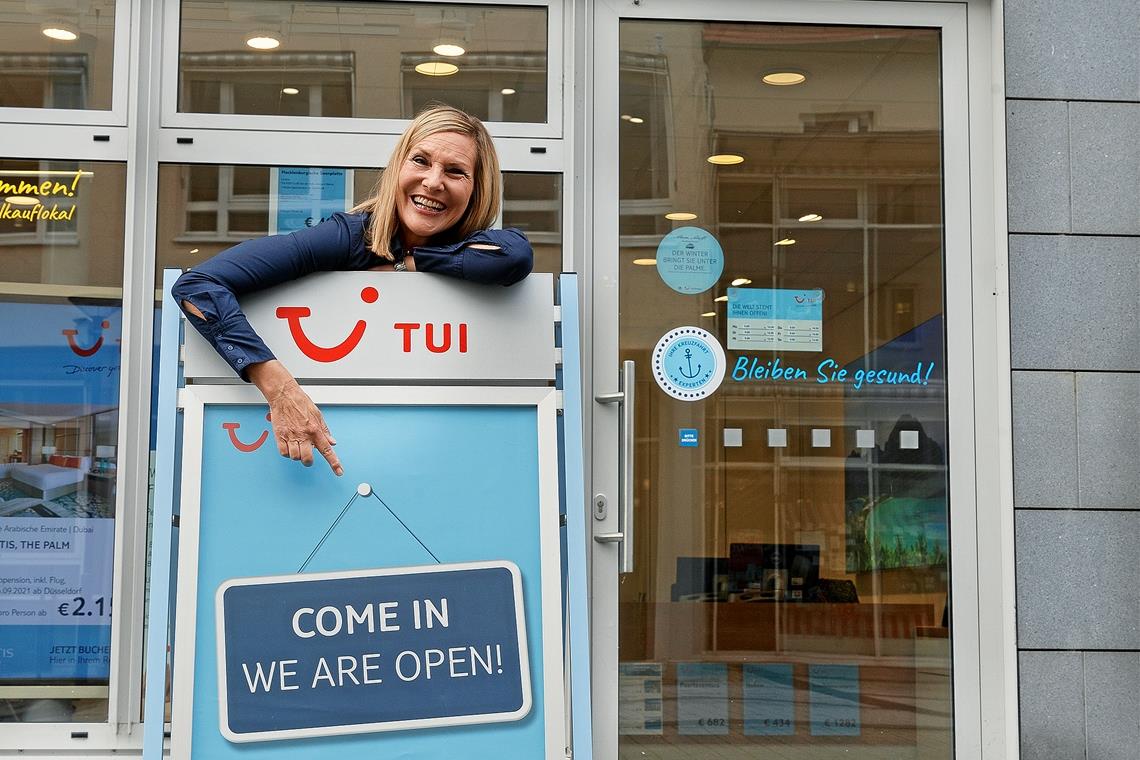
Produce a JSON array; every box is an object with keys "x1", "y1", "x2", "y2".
[
  {"x1": 655, "y1": 226, "x2": 724, "y2": 295},
  {"x1": 652, "y1": 327, "x2": 727, "y2": 401}
]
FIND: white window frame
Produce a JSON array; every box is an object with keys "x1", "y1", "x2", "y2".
[
  {"x1": 585, "y1": 1, "x2": 1016, "y2": 759},
  {"x1": 0, "y1": 0, "x2": 132, "y2": 127},
  {"x1": 160, "y1": 0, "x2": 564, "y2": 140}
]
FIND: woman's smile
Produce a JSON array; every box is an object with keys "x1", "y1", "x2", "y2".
[{"x1": 397, "y1": 132, "x2": 477, "y2": 249}]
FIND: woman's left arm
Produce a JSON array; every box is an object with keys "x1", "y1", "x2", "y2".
[{"x1": 410, "y1": 227, "x2": 534, "y2": 286}]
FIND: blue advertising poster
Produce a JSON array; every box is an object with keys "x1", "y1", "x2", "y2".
[
  {"x1": 270, "y1": 167, "x2": 352, "y2": 235},
  {"x1": 0, "y1": 301, "x2": 121, "y2": 682},
  {"x1": 676, "y1": 662, "x2": 728, "y2": 735},
  {"x1": 217, "y1": 563, "x2": 529, "y2": 742},
  {"x1": 727, "y1": 287, "x2": 824, "y2": 351},
  {"x1": 742, "y1": 664, "x2": 795, "y2": 735},
  {"x1": 186, "y1": 402, "x2": 554, "y2": 759},
  {"x1": 809, "y1": 664, "x2": 861, "y2": 736},
  {"x1": 655, "y1": 227, "x2": 724, "y2": 295}
]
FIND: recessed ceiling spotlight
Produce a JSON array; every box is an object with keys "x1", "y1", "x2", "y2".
[
  {"x1": 281, "y1": 87, "x2": 300, "y2": 95},
  {"x1": 189, "y1": 248, "x2": 200, "y2": 254},
  {"x1": 701, "y1": 311, "x2": 716, "y2": 317},
  {"x1": 501, "y1": 88, "x2": 516, "y2": 95},
  {"x1": 762, "y1": 70, "x2": 807, "y2": 86},
  {"x1": 244, "y1": 32, "x2": 281, "y2": 50},
  {"x1": 620, "y1": 114, "x2": 632, "y2": 121},
  {"x1": 415, "y1": 61, "x2": 459, "y2": 76},
  {"x1": 633, "y1": 258, "x2": 657, "y2": 266},
  {"x1": 774, "y1": 238, "x2": 796, "y2": 246},
  {"x1": 731, "y1": 278, "x2": 752, "y2": 287},
  {"x1": 628, "y1": 117, "x2": 644, "y2": 124},
  {"x1": 432, "y1": 43, "x2": 466, "y2": 57},
  {"x1": 41, "y1": 23, "x2": 78, "y2": 42},
  {"x1": 707, "y1": 154, "x2": 744, "y2": 165},
  {"x1": 798, "y1": 213, "x2": 823, "y2": 222},
  {"x1": 665, "y1": 212, "x2": 697, "y2": 221},
  {"x1": 714, "y1": 295, "x2": 728, "y2": 303}
]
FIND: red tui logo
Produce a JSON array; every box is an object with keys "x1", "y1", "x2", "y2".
[
  {"x1": 275, "y1": 287, "x2": 379, "y2": 362},
  {"x1": 62, "y1": 320, "x2": 111, "y2": 357},
  {"x1": 222, "y1": 412, "x2": 273, "y2": 452}
]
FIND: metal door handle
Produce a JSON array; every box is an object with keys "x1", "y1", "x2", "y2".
[{"x1": 594, "y1": 360, "x2": 635, "y2": 573}]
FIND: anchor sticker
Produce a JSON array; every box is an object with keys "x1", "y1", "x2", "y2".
[
  {"x1": 676, "y1": 348, "x2": 702, "y2": 380},
  {"x1": 276, "y1": 286, "x2": 379, "y2": 363}
]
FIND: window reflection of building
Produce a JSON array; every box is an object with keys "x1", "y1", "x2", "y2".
[
  {"x1": 180, "y1": 52, "x2": 354, "y2": 116},
  {"x1": 0, "y1": 54, "x2": 87, "y2": 109}
]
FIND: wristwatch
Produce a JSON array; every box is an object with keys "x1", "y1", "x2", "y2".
[{"x1": 393, "y1": 253, "x2": 408, "y2": 272}]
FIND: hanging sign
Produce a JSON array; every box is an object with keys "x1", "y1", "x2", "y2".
[
  {"x1": 217, "y1": 562, "x2": 530, "y2": 742},
  {"x1": 655, "y1": 227, "x2": 724, "y2": 295}
]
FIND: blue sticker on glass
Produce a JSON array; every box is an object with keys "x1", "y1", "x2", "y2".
[
  {"x1": 679, "y1": 429, "x2": 699, "y2": 447},
  {"x1": 652, "y1": 327, "x2": 727, "y2": 401},
  {"x1": 656, "y1": 227, "x2": 724, "y2": 295}
]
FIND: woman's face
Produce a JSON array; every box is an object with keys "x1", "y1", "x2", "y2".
[{"x1": 396, "y1": 131, "x2": 478, "y2": 249}]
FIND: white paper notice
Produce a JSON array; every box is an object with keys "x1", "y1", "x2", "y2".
[
  {"x1": 619, "y1": 662, "x2": 663, "y2": 735},
  {"x1": 727, "y1": 288, "x2": 824, "y2": 352},
  {"x1": 676, "y1": 662, "x2": 728, "y2": 735}
]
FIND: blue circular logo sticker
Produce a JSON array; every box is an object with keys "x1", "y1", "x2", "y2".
[
  {"x1": 656, "y1": 226, "x2": 724, "y2": 295},
  {"x1": 652, "y1": 327, "x2": 727, "y2": 401}
]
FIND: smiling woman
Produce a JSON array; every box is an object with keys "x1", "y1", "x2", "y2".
[{"x1": 171, "y1": 105, "x2": 533, "y2": 475}]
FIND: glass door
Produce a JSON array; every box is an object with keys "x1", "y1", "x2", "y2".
[{"x1": 590, "y1": 2, "x2": 973, "y2": 758}]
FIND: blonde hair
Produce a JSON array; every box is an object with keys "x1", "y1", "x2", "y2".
[{"x1": 352, "y1": 105, "x2": 501, "y2": 260}]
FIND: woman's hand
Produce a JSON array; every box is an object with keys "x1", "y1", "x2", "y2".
[{"x1": 247, "y1": 360, "x2": 343, "y2": 476}]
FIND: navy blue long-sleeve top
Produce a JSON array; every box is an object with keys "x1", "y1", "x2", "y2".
[{"x1": 172, "y1": 212, "x2": 533, "y2": 379}]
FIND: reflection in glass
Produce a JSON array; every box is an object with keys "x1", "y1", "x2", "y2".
[
  {"x1": 179, "y1": 1, "x2": 548, "y2": 123},
  {"x1": 0, "y1": 160, "x2": 126, "y2": 723},
  {"x1": 617, "y1": 22, "x2": 950, "y2": 758},
  {"x1": 0, "y1": 1, "x2": 117, "y2": 110}
]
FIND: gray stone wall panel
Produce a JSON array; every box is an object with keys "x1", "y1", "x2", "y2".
[
  {"x1": 1018, "y1": 651, "x2": 1086, "y2": 760},
  {"x1": 1012, "y1": 371, "x2": 1078, "y2": 507},
  {"x1": 1010, "y1": 235, "x2": 1140, "y2": 370},
  {"x1": 1076, "y1": 373, "x2": 1140, "y2": 508},
  {"x1": 1007, "y1": 100, "x2": 1070, "y2": 233},
  {"x1": 1070, "y1": 103, "x2": 1140, "y2": 235},
  {"x1": 1083, "y1": 652, "x2": 1140, "y2": 760},
  {"x1": 1015, "y1": 509, "x2": 1140, "y2": 649}
]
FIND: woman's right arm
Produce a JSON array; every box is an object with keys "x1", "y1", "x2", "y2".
[{"x1": 171, "y1": 213, "x2": 367, "y2": 475}]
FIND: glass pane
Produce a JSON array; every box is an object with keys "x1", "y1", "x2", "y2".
[
  {"x1": 0, "y1": 1, "x2": 117, "y2": 111},
  {"x1": 157, "y1": 164, "x2": 561, "y2": 276},
  {"x1": 179, "y1": 1, "x2": 549, "y2": 123},
  {"x1": 0, "y1": 160, "x2": 126, "y2": 723},
  {"x1": 617, "y1": 22, "x2": 951, "y2": 758}
]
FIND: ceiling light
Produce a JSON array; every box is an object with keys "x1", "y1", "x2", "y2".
[
  {"x1": 798, "y1": 213, "x2": 823, "y2": 222},
  {"x1": 189, "y1": 248, "x2": 200, "y2": 254},
  {"x1": 620, "y1": 114, "x2": 632, "y2": 121},
  {"x1": 41, "y1": 24, "x2": 78, "y2": 42},
  {"x1": 714, "y1": 295, "x2": 728, "y2": 303},
  {"x1": 501, "y1": 88, "x2": 516, "y2": 95},
  {"x1": 774, "y1": 238, "x2": 796, "y2": 246},
  {"x1": 762, "y1": 71, "x2": 807, "y2": 86},
  {"x1": 244, "y1": 32, "x2": 281, "y2": 50},
  {"x1": 415, "y1": 61, "x2": 459, "y2": 76},
  {"x1": 731, "y1": 278, "x2": 752, "y2": 287},
  {"x1": 281, "y1": 87, "x2": 299, "y2": 95},
  {"x1": 5, "y1": 196, "x2": 39, "y2": 206},
  {"x1": 701, "y1": 312, "x2": 716, "y2": 317},
  {"x1": 707, "y1": 154, "x2": 744, "y2": 165},
  {"x1": 633, "y1": 258, "x2": 657, "y2": 266},
  {"x1": 432, "y1": 43, "x2": 465, "y2": 57},
  {"x1": 665, "y1": 212, "x2": 697, "y2": 221},
  {"x1": 628, "y1": 117, "x2": 644, "y2": 124}
]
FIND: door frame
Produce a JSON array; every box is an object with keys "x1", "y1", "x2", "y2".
[{"x1": 585, "y1": 1, "x2": 1016, "y2": 758}]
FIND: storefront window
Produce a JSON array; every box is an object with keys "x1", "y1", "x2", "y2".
[
  {"x1": 155, "y1": 163, "x2": 561, "y2": 276},
  {"x1": 0, "y1": 159, "x2": 126, "y2": 723},
  {"x1": 178, "y1": 1, "x2": 549, "y2": 123},
  {"x1": 616, "y1": 22, "x2": 952, "y2": 757},
  {"x1": 0, "y1": 1, "x2": 117, "y2": 110}
]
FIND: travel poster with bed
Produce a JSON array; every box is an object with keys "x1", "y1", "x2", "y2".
[
  {"x1": 175, "y1": 390, "x2": 564, "y2": 759},
  {"x1": 0, "y1": 301, "x2": 120, "y2": 682}
]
